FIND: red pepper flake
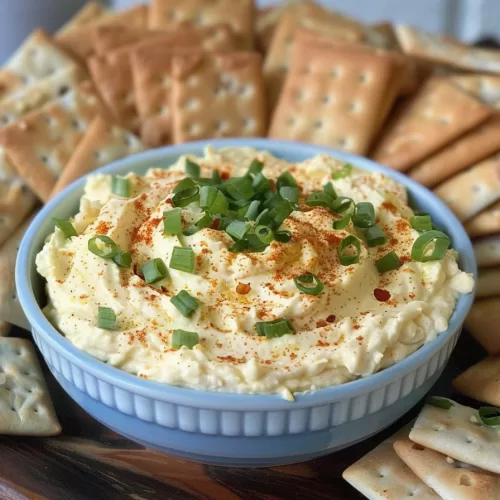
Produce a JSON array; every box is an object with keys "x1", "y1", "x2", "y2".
[
  {"x1": 356, "y1": 335, "x2": 364, "y2": 341},
  {"x1": 165, "y1": 198, "x2": 173, "y2": 205},
  {"x1": 316, "y1": 320, "x2": 327, "y2": 328},
  {"x1": 374, "y1": 288, "x2": 391, "y2": 302},
  {"x1": 221, "y1": 171, "x2": 230, "y2": 180},
  {"x1": 216, "y1": 343, "x2": 223, "y2": 349},
  {"x1": 316, "y1": 340, "x2": 330, "y2": 347},
  {"x1": 326, "y1": 315, "x2": 336, "y2": 323},
  {"x1": 381, "y1": 201, "x2": 397, "y2": 215},
  {"x1": 408, "y1": 292, "x2": 416, "y2": 299},
  {"x1": 264, "y1": 360, "x2": 272, "y2": 365},
  {"x1": 289, "y1": 353, "x2": 297, "y2": 360},
  {"x1": 353, "y1": 325, "x2": 360, "y2": 330},
  {"x1": 217, "y1": 356, "x2": 245, "y2": 364},
  {"x1": 210, "y1": 218, "x2": 221, "y2": 230},
  {"x1": 236, "y1": 282, "x2": 251, "y2": 294}
]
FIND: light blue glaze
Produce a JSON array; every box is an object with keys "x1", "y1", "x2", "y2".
[{"x1": 16, "y1": 139, "x2": 476, "y2": 465}]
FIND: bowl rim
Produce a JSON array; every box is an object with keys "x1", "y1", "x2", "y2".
[{"x1": 16, "y1": 139, "x2": 477, "y2": 411}]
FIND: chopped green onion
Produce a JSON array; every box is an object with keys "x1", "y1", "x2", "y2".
[
  {"x1": 365, "y1": 224, "x2": 387, "y2": 247},
  {"x1": 226, "y1": 220, "x2": 251, "y2": 240},
  {"x1": 182, "y1": 213, "x2": 213, "y2": 236},
  {"x1": 245, "y1": 234, "x2": 269, "y2": 252},
  {"x1": 199, "y1": 186, "x2": 228, "y2": 215},
  {"x1": 333, "y1": 214, "x2": 351, "y2": 230},
  {"x1": 375, "y1": 252, "x2": 401, "y2": 273},
  {"x1": 170, "y1": 246, "x2": 195, "y2": 273},
  {"x1": 263, "y1": 192, "x2": 283, "y2": 210},
  {"x1": 53, "y1": 218, "x2": 78, "y2": 238},
  {"x1": 411, "y1": 230, "x2": 451, "y2": 262},
  {"x1": 293, "y1": 273, "x2": 324, "y2": 295},
  {"x1": 170, "y1": 290, "x2": 200, "y2": 317},
  {"x1": 225, "y1": 176, "x2": 254, "y2": 201},
  {"x1": 266, "y1": 201, "x2": 294, "y2": 229},
  {"x1": 172, "y1": 329, "x2": 199, "y2": 350},
  {"x1": 352, "y1": 202, "x2": 375, "y2": 228},
  {"x1": 410, "y1": 214, "x2": 433, "y2": 232},
  {"x1": 279, "y1": 186, "x2": 299, "y2": 204},
  {"x1": 212, "y1": 169, "x2": 221, "y2": 184},
  {"x1": 425, "y1": 397, "x2": 454, "y2": 410},
  {"x1": 247, "y1": 159, "x2": 264, "y2": 176},
  {"x1": 275, "y1": 230, "x2": 292, "y2": 243},
  {"x1": 141, "y1": 258, "x2": 168, "y2": 283},
  {"x1": 333, "y1": 163, "x2": 352, "y2": 179},
  {"x1": 98, "y1": 306, "x2": 116, "y2": 330},
  {"x1": 113, "y1": 250, "x2": 132, "y2": 268},
  {"x1": 256, "y1": 318, "x2": 294, "y2": 339},
  {"x1": 185, "y1": 158, "x2": 200, "y2": 177},
  {"x1": 330, "y1": 196, "x2": 354, "y2": 214},
  {"x1": 255, "y1": 208, "x2": 270, "y2": 225},
  {"x1": 88, "y1": 235, "x2": 119, "y2": 259},
  {"x1": 163, "y1": 208, "x2": 182, "y2": 235},
  {"x1": 277, "y1": 170, "x2": 297, "y2": 190},
  {"x1": 245, "y1": 200, "x2": 261, "y2": 221},
  {"x1": 323, "y1": 182, "x2": 337, "y2": 199},
  {"x1": 228, "y1": 239, "x2": 247, "y2": 253},
  {"x1": 478, "y1": 406, "x2": 500, "y2": 426},
  {"x1": 172, "y1": 177, "x2": 197, "y2": 193},
  {"x1": 338, "y1": 235, "x2": 361, "y2": 266},
  {"x1": 255, "y1": 225, "x2": 275, "y2": 244},
  {"x1": 305, "y1": 191, "x2": 335, "y2": 208},
  {"x1": 172, "y1": 186, "x2": 200, "y2": 207},
  {"x1": 252, "y1": 172, "x2": 271, "y2": 193},
  {"x1": 111, "y1": 176, "x2": 131, "y2": 198}
]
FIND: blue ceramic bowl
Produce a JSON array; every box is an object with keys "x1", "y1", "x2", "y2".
[{"x1": 16, "y1": 139, "x2": 476, "y2": 466}]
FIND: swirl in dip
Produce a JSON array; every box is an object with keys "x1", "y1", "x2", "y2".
[{"x1": 37, "y1": 147, "x2": 474, "y2": 400}]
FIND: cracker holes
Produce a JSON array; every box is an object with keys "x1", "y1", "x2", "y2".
[
  {"x1": 187, "y1": 76, "x2": 199, "y2": 87},
  {"x1": 439, "y1": 116, "x2": 451, "y2": 125},
  {"x1": 161, "y1": 76, "x2": 170, "y2": 87},
  {"x1": 284, "y1": 36, "x2": 293, "y2": 45},
  {"x1": 243, "y1": 118, "x2": 255, "y2": 131},
  {"x1": 322, "y1": 95, "x2": 331, "y2": 104},
  {"x1": 167, "y1": 10, "x2": 178, "y2": 21},
  {"x1": 58, "y1": 85, "x2": 69, "y2": 96},
  {"x1": 215, "y1": 120, "x2": 227, "y2": 133},
  {"x1": 287, "y1": 117, "x2": 296, "y2": 127},
  {"x1": 188, "y1": 123, "x2": 201, "y2": 136},
  {"x1": 330, "y1": 69, "x2": 340, "y2": 79},
  {"x1": 460, "y1": 474, "x2": 472, "y2": 486},
  {"x1": 72, "y1": 118, "x2": 82, "y2": 130},
  {"x1": 349, "y1": 101, "x2": 360, "y2": 112},
  {"x1": 313, "y1": 120, "x2": 322, "y2": 129},
  {"x1": 359, "y1": 72, "x2": 368, "y2": 83},
  {"x1": 471, "y1": 184, "x2": 482, "y2": 193},
  {"x1": 337, "y1": 138, "x2": 347, "y2": 148},
  {"x1": 183, "y1": 98, "x2": 199, "y2": 110},
  {"x1": 466, "y1": 436, "x2": 474, "y2": 444},
  {"x1": 40, "y1": 154, "x2": 49, "y2": 164},
  {"x1": 193, "y1": 13, "x2": 204, "y2": 25},
  {"x1": 279, "y1": 64, "x2": 288, "y2": 74},
  {"x1": 295, "y1": 89, "x2": 306, "y2": 101},
  {"x1": 0, "y1": 115, "x2": 9, "y2": 125},
  {"x1": 433, "y1": 424, "x2": 444, "y2": 431},
  {"x1": 158, "y1": 105, "x2": 169, "y2": 116}
]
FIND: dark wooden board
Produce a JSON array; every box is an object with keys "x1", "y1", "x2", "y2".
[{"x1": 0, "y1": 325, "x2": 484, "y2": 500}]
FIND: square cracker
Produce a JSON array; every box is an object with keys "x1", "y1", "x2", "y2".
[
  {"x1": 394, "y1": 438, "x2": 500, "y2": 500},
  {"x1": 0, "y1": 80, "x2": 107, "y2": 202},
  {"x1": 395, "y1": 24, "x2": 500, "y2": 74},
  {"x1": 475, "y1": 267, "x2": 500, "y2": 299},
  {"x1": 409, "y1": 114, "x2": 500, "y2": 188},
  {"x1": 263, "y1": 3, "x2": 391, "y2": 112},
  {"x1": 371, "y1": 78, "x2": 492, "y2": 172},
  {"x1": 450, "y1": 74, "x2": 500, "y2": 107},
  {"x1": 171, "y1": 51, "x2": 267, "y2": 144},
  {"x1": 56, "y1": 5, "x2": 149, "y2": 60},
  {"x1": 130, "y1": 24, "x2": 236, "y2": 147},
  {"x1": 0, "y1": 150, "x2": 37, "y2": 248},
  {"x1": 51, "y1": 115, "x2": 144, "y2": 198},
  {"x1": 0, "y1": 337, "x2": 60, "y2": 436},
  {"x1": 149, "y1": 0, "x2": 255, "y2": 50},
  {"x1": 464, "y1": 297, "x2": 500, "y2": 355},
  {"x1": 434, "y1": 154, "x2": 500, "y2": 222},
  {"x1": 0, "y1": 29, "x2": 77, "y2": 102},
  {"x1": 57, "y1": 1, "x2": 108, "y2": 34},
  {"x1": 453, "y1": 357, "x2": 500, "y2": 407},
  {"x1": 464, "y1": 201, "x2": 500, "y2": 239},
  {"x1": 473, "y1": 235, "x2": 500, "y2": 268},
  {"x1": 88, "y1": 52, "x2": 139, "y2": 132},
  {"x1": 91, "y1": 25, "x2": 160, "y2": 57},
  {"x1": 0, "y1": 65, "x2": 88, "y2": 129},
  {"x1": 342, "y1": 425, "x2": 439, "y2": 499},
  {"x1": 409, "y1": 399, "x2": 500, "y2": 474},
  {"x1": 0, "y1": 214, "x2": 35, "y2": 326},
  {"x1": 268, "y1": 37, "x2": 402, "y2": 155}
]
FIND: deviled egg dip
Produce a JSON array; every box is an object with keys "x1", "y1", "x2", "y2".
[{"x1": 37, "y1": 147, "x2": 474, "y2": 400}]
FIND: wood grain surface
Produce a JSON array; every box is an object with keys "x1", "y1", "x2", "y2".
[{"x1": 0, "y1": 326, "x2": 484, "y2": 500}]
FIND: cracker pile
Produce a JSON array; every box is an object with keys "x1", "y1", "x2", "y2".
[
  {"x1": 344, "y1": 399, "x2": 500, "y2": 499},
  {"x1": 1, "y1": 0, "x2": 500, "y2": 439}
]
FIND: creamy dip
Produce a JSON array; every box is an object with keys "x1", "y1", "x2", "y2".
[{"x1": 36, "y1": 147, "x2": 474, "y2": 400}]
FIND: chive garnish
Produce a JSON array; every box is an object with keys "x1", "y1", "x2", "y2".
[
  {"x1": 98, "y1": 306, "x2": 116, "y2": 330},
  {"x1": 375, "y1": 252, "x2": 401, "y2": 273},
  {"x1": 172, "y1": 329, "x2": 199, "y2": 350},
  {"x1": 163, "y1": 208, "x2": 182, "y2": 235},
  {"x1": 169, "y1": 246, "x2": 195, "y2": 273},
  {"x1": 338, "y1": 235, "x2": 361, "y2": 266},
  {"x1": 53, "y1": 218, "x2": 78, "y2": 238},
  {"x1": 333, "y1": 213, "x2": 351, "y2": 230},
  {"x1": 255, "y1": 225, "x2": 274, "y2": 244},
  {"x1": 276, "y1": 170, "x2": 297, "y2": 190},
  {"x1": 111, "y1": 176, "x2": 131, "y2": 198},
  {"x1": 305, "y1": 192, "x2": 335, "y2": 208},
  {"x1": 365, "y1": 224, "x2": 387, "y2": 247},
  {"x1": 425, "y1": 397, "x2": 454, "y2": 410},
  {"x1": 170, "y1": 290, "x2": 200, "y2": 317},
  {"x1": 185, "y1": 158, "x2": 200, "y2": 177},
  {"x1": 88, "y1": 235, "x2": 119, "y2": 259},
  {"x1": 226, "y1": 220, "x2": 251, "y2": 240},
  {"x1": 333, "y1": 163, "x2": 352, "y2": 179},
  {"x1": 478, "y1": 406, "x2": 500, "y2": 426},
  {"x1": 199, "y1": 186, "x2": 228, "y2": 215},
  {"x1": 141, "y1": 258, "x2": 168, "y2": 283},
  {"x1": 279, "y1": 186, "x2": 299, "y2": 204},
  {"x1": 247, "y1": 159, "x2": 264, "y2": 176},
  {"x1": 293, "y1": 273, "x2": 324, "y2": 295},
  {"x1": 182, "y1": 213, "x2": 213, "y2": 236},
  {"x1": 410, "y1": 214, "x2": 433, "y2": 232},
  {"x1": 256, "y1": 318, "x2": 294, "y2": 339},
  {"x1": 352, "y1": 202, "x2": 375, "y2": 228},
  {"x1": 411, "y1": 230, "x2": 451, "y2": 262},
  {"x1": 172, "y1": 186, "x2": 200, "y2": 207},
  {"x1": 113, "y1": 250, "x2": 132, "y2": 268}
]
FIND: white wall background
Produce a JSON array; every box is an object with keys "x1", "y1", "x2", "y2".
[{"x1": 2, "y1": 0, "x2": 500, "y2": 64}]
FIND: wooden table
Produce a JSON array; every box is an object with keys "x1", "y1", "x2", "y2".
[{"x1": 0, "y1": 326, "x2": 484, "y2": 500}]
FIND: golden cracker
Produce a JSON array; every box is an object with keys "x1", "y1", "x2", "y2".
[{"x1": 464, "y1": 201, "x2": 500, "y2": 239}]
